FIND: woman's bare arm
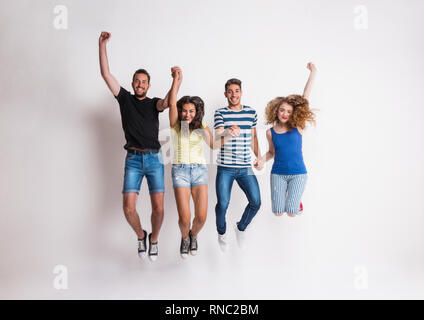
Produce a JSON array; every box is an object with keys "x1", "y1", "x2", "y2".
[{"x1": 302, "y1": 62, "x2": 317, "y2": 100}]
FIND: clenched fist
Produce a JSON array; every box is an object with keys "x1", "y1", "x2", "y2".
[
  {"x1": 171, "y1": 66, "x2": 183, "y2": 83},
  {"x1": 307, "y1": 62, "x2": 316, "y2": 73},
  {"x1": 99, "y1": 32, "x2": 111, "y2": 46}
]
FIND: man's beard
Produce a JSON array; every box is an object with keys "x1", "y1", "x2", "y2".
[{"x1": 135, "y1": 91, "x2": 146, "y2": 98}]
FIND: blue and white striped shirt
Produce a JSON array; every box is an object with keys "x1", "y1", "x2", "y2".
[{"x1": 214, "y1": 105, "x2": 257, "y2": 167}]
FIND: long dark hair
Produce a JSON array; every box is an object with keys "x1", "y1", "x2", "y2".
[{"x1": 176, "y1": 96, "x2": 205, "y2": 131}]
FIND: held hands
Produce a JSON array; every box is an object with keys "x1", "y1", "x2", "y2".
[
  {"x1": 307, "y1": 62, "x2": 317, "y2": 73},
  {"x1": 99, "y1": 32, "x2": 111, "y2": 46},
  {"x1": 171, "y1": 66, "x2": 183, "y2": 84},
  {"x1": 253, "y1": 158, "x2": 264, "y2": 170},
  {"x1": 228, "y1": 125, "x2": 240, "y2": 138}
]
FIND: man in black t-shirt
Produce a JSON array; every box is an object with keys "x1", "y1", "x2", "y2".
[{"x1": 99, "y1": 31, "x2": 169, "y2": 261}]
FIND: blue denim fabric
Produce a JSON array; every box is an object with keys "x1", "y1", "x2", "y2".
[
  {"x1": 171, "y1": 164, "x2": 208, "y2": 188},
  {"x1": 122, "y1": 150, "x2": 165, "y2": 194},
  {"x1": 215, "y1": 166, "x2": 261, "y2": 234}
]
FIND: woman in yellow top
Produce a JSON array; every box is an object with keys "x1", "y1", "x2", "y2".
[{"x1": 169, "y1": 66, "x2": 239, "y2": 259}]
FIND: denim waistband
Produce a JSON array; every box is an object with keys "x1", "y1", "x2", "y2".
[{"x1": 172, "y1": 163, "x2": 206, "y2": 169}]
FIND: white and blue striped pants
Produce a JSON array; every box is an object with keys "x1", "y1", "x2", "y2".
[{"x1": 270, "y1": 174, "x2": 308, "y2": 215}]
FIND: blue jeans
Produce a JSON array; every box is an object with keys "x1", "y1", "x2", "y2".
[
  {"x1": 122, "y1": 150, "x2": 165, "y2": 194},
  {"x1": 215, "y1": 166, "x2": 261, "y2": 234}
]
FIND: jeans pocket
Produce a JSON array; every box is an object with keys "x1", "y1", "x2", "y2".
[
  {"x1": 171, "y1": 166, "x2": 177, "y2": 177},
  {"x1": 157, "y1": 152, "x2": 164, "y2": 164},
  {"x1": 197, "y1": 165, "x2": 208, "y2": 176},
  {"x1": 126, "y1": 153, "x2": 137, "y2": 161},
  {"x1": 150, "y1": 151, "x2": 163, "y2": 164},
  {"x1": 218, "y1": 166, "x2": 232, "y2": 172},
  {"x1": 172, "y1": 165, "x2": 184, "y2": 177}
]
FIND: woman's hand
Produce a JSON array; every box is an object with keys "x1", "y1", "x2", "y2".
[
  {"x1": 171, "y1": 66, "x2": 183, "y2": 84},
  {"x1": 253, "y1": 158, "x2": 264, "y2": 170},
  {"x1": 307, "y1": 62, "x2": 317, "y2": 73}
]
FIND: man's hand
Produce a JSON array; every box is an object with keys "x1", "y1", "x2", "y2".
[
  {"x1": 228, "y1": 125, "x2": 240, "y2": 138},
  {"x1": 99, "y1": 32, "x2": 111, "y2": 46}
]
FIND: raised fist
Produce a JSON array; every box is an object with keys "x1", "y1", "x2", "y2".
[
  {"x1": 307, "y1": 62, "x2": 317, "y2": 73},
  {"x1": 171, "y1": 66, "x2": 183, "y2": 82},
  {"x1": 99, "y1": 32, "x2": 111, "y2": 45}
]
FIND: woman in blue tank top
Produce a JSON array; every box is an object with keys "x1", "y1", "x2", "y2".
[{"x1": 261, "y1": 63, "x2": 317, "y2": 217}]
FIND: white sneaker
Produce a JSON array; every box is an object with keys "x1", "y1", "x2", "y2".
[
  {"x1": 235, "y1": 224, "x2": 246, "y2": 249},
  {"x1": 218, "y1": 233, "x2": 229, "y2": 252}
]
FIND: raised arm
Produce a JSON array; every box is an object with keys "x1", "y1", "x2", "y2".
[
  {"x1": 168, "y1": 66, "x2": 182, "y2": 128},
  {"x1": 302, "y1": 62, "x2": 317, "y2": 100},
  {"x1": 157, "y1": 75, "x2": 173, "y2": 112},
  {"x1": 156, "y1": 93, "x2": 170, "y2": 112},
  {"x1": 99, "y1": 32, "x2": 120, "y2": 97}
]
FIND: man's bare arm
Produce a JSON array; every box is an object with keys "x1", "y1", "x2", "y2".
[
  {"x1": 99, "y1": 32, "x2": 120, "y2": 97},
  {"x1": 156, "y1": 94, "x2": 170, "y2": 112},
  {"x1": 251, "y1": 127, "x2": 260, "y2": 158}
]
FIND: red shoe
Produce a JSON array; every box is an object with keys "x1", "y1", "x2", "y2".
[{"x1": 299, "y1": 202, "x2": 303, "y2": 213}]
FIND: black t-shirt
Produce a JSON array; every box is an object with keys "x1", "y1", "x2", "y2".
[{"x1": 115, "y1": 87, "x2": 163, "y2": 150}]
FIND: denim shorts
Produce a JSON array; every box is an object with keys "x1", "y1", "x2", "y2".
[
  {"x1": 122, "y1": 150, "x2": 165, "y2": 194},
  {"x1": 171, "y1": 164, "x2": 208, "y2": 188}
]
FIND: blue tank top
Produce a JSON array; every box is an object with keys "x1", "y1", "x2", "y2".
[{"x1": 271, "y1": 127, "x2": 307, "y2": 175}]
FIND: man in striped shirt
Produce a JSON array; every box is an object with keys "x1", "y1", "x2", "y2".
[{"x1": 214, "y1": 78, "x2": 263, "y2": 251}]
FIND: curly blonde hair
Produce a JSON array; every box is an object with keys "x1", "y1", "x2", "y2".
[{"x1": 265, "y1": 94, "x2": 316, "y2": 130}]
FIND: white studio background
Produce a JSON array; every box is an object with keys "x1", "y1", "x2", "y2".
[{"x1": 0, "y1": 0, "x2": 423, "y2": 299}]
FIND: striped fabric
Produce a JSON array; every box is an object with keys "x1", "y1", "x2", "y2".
[
  {"x1": 213, "y1": 106, "x2": 257, "y2": 167},
  {"x1": 270, "y1": 174, "x2": 307, "y2": 214}
]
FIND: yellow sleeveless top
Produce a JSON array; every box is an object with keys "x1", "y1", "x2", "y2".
[{"x1": 171, "y1": 121, "x2": 207, "y2": 164}]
